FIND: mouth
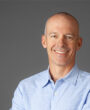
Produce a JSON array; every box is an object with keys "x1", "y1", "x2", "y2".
[
  {"x1": 54, "y1": 49, "x2": 69, "y2": 55},
  {"x1": 55, "y1": 50, "x2": 66, "y2": 54}
]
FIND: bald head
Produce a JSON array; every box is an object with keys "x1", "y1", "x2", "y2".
[{"x1": 44, "y1": 12, "x2": 79, "y2": 36}]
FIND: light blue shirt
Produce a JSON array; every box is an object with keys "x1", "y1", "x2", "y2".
[{"x1": 10, "y1": 65, "x2": 90, "y2": 110}]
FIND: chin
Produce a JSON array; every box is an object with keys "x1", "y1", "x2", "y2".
[
  {"x1": 54, "y1": 59, "x2": 74, "y2": 67},
  {"x1": 55, "y1": 63, "x2": 68, "y2": 67},
  {"x1": 52, "y1": 60, "x2": 68, "y2": 66}
]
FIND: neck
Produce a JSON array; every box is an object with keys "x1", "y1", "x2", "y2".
[{"x1": 49, "y1": 63, "x2": 75, "y2": 82}]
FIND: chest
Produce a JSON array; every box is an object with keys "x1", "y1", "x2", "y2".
[{"x1": 24, "y1": 83, "x2": 87, "y2": 110}]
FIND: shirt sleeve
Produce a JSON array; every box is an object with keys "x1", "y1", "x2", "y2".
[
  {"x1": 82, "y1": 91, "x2": 90, "y2": 110},
  {"x1": 10, "y1": 82, "x2": 25, "y2": 110}
]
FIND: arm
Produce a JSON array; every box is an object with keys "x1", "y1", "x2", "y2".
[{"x1": 10, "y1": 83, "x2": 25, "y2": 110}]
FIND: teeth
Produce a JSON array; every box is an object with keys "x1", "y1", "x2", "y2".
[{"x1": 55, "y1": 50, "x2": 66, "y2": 54}]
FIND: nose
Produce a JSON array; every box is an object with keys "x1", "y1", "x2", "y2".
[{"x1": 56, "y1": 35, "x2": 66, "y2": 47}]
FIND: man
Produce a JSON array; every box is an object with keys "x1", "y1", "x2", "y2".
[{"x1": 10, "y1": 12, "x2": 90, "y2": 110}]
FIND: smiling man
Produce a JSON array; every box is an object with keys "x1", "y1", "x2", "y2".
[
  {"x1": 42, "y1": 13, "x2": 82, "y2": 82},
  {"x1": 10, "y1": 12, "x2": 90, "y2": 110}
]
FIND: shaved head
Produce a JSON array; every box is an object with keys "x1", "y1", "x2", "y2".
[{"x1": 44, "y1": 12, "x2": 79, "y2": 36}]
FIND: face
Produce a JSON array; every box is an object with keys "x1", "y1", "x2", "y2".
[{"x1": 42, "y1": 15, "x2": 82, "y2": 67}]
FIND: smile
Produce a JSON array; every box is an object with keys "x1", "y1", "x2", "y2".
[
  {"x1": 55, "y1": 50, "x2": 66, "y2": 54},
  {"x1": 54, "y1": 48, "x2": 69, "y2": 54}
]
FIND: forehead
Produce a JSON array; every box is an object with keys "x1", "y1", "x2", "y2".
[{"x1": 45, "y1": 15, "x2": 79, "y2": 35}]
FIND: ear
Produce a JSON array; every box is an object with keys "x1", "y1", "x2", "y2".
[
  {"x1": 41, "y1": 35, "x2": 47, "y2": 48},
  {"x1": 76, "y1": 37, "x2": 82, "y2": 51}
]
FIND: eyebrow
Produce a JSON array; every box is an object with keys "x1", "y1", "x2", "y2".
[
  {"x1": 48, "y1": 32, "x2": 58, "y2": 35},
  {"x1": 65, "y1": 33, "x2": 75, "y2": 36},
  {"x1": 49, "y1": 32, "x2": 75, "y2": 36}
]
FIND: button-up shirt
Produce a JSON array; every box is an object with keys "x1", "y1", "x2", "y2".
[{"x1": 10, "y1": 65, "x2": 90, "y2": 110}]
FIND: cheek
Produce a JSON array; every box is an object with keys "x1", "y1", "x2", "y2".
[
  {"x1": 47, "y1": 40, "x2": 56, "y2": 49},
  {"x1": 68, "y1": 43, "x2": 77, "y2": 54}
]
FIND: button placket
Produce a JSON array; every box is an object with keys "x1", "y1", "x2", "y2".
[
  {"x1": 50, "y1": 82, "x2": 60, "y2": 110},
  {"x1": 50, "y1": 80, "x2": 64, "y2": 110}
]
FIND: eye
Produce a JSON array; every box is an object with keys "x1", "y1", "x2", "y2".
[
  {"x1": 49, "y1": 34, "x2": 57, "y2": 38},
  {"x1": 65, "y1": 34, "x2": 74, "y2": 40}
]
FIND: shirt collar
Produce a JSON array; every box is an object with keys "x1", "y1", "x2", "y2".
[
  {"x1": 36, "y1": 69, "x2": 50, "y2": 88},
  {"x1": 37, "y1": 64, "x2": 79, "y2": 88},
  {"x1": 62, "y1": 64, "x2": 79, "y2": 86}
]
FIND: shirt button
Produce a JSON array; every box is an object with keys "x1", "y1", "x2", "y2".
[{"x1": 54, "y1": 92, "x2": 57, "y2": 96}]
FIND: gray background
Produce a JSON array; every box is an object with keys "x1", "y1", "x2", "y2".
[{"x1": 0, "y1": 1, "x2": 90, "y2": 110}]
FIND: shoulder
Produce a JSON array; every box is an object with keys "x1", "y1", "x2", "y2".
[
  {"x1": 17, "y1": 69, "x2": 48, "y2": 90},
  {"x1": 78, "y1": 69, "x2": 90, "y2": 87},
  {"x1": 79, "y1": 69, "x2": 90, "y2": 79},
  {"x1": 12, "y1": 69, "x2": 48, "y2": 105}
]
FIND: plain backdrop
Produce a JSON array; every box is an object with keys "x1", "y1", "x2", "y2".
[{"x1": 0, "y1": 1, "x2": 90, "y2": 110}]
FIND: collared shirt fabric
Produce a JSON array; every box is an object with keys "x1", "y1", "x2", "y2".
[{"x1": 10, "y1": 65, "x2": 90, "y2": 110}]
